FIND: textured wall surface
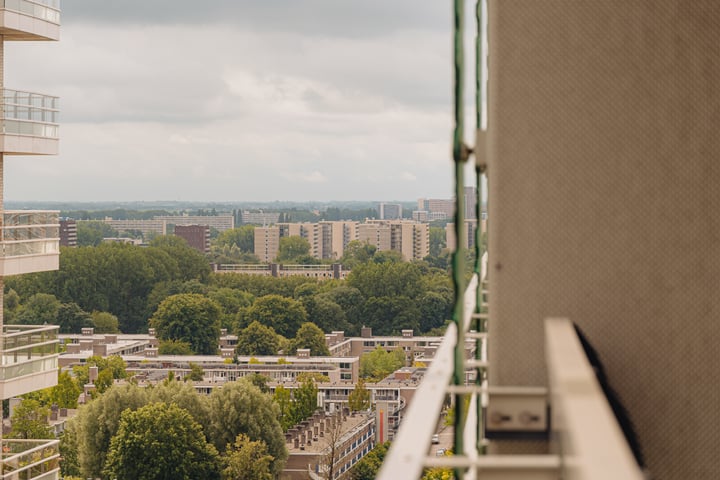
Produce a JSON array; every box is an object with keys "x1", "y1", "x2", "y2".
[{"x1": 487, "y1": 1, "x2": 720, "y2": 477}]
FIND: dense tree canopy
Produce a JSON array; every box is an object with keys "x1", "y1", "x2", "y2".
[
  {"x1": 236, "y1": 321, "x2": 281, "y2": 356},
  {"x1": 215, "y1": 226, "x2": 255, "y2": 253},
  {"x1": 206, "y1": 379, "x2": 287, "y2": 476},
  {"x1": 275, "y1": 236, "x2": 312, "y2": 264},
  {"x1": 242, "y1": 294, "x2": 307, "y2": 338},
  {"x1": 104, "y1": 403, "x2": 221, "y2": 480},
  {"x1": 150, "y1": 293, "x2": 222, "y2": 355},
  {"x1": 360, "y1": 346, "x2": 406, "y2": 381},
  {"x1": 222, "y1": 434, "x2": 274, "y2": 480},
  {"x1": 290, "y1": 322, "x2": 330, "y2": 356}
]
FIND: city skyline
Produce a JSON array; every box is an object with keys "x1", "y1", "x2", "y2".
[{"x1": 4, "y1": 1, "x2": 480, "y2": 203}]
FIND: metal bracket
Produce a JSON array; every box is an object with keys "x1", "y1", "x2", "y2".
[{"x1": 484, "y1": 386, "x2": 550, "y2": 440}]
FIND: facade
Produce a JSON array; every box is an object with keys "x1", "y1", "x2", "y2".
[
  {"x1": 214, "y1": 263, "x2": 349, "y2": 280},
  {"x1": 0, "y1": 3, "x2": 62, "y2": 478},
  {"x1": 102, "y1": 218, "x2": 166, "y2": 237},
  {"x1": 364, "y1": 220, "x2": 429, "y2": 261},
  {"x1": 59, "y1": 218, "x2": 77, "y2": 247},
  {"x1": 254, "y1": 225, "x2": 280, "y2": 262},
  {"x1": 154, "y1": 214, "x2": 234, "y2": 231},
  {"x1": 174, "y1": 224, "x2": 210, "y2": 253},
  {"x1": 240, "y1": 210, "x2": 280, "y2": 225},
  {"x1": 445, "y1": 219, "x2": 487, "y2": 251},
  {"x1": 378, "y1": 203, "x2": 402, "y2": 220}
]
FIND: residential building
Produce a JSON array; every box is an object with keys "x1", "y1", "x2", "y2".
[
  {"x1": 174, "y1": 224, "x2": 210, "y2": 253},
  {"x1": 357, "y1": 222, "x2": 391, "y2": 252},
  {"x1": 318, "y1": 221, "x2": 358, "y2": 260},
  {"x1": 240, "y1": 210, "x2": 280, "y2": 225},
  {"x1": 378, "y1": 203, "x2": 402, "y2": 220},
  {"x1": 364, "y1": 220, "x2": 429, "y2": 261},
  {"x1": 59, "y1": 218, "x2": 77, "y2": 247},
  {"x1": 213, "y1": 263, "x2": 349, "y2": 280},
  {"x1": 0, "y1": 3, "x2": 62, "y2": 478},
  {"x1": 102, "y1": 218, "x2": 167, "y2": 237},
  {"x1": 445, "y1": 219, "x2": 487, "y2": 251},
  {"x1": 254, "y1": 226, "x2": 280, "y2": 263},
  {"x1": 154, "y1": 214, "x2": 234, "y2": 231}
]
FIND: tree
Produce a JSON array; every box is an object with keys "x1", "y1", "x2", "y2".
[
  {"x1": 215, "y1": 226, "x2": 255, "y2": 253},
  {"x1": 361, "y1": 295, "x2": 420, "y2": 335},
  {"x1": 206, "y1": 379, "x2": 287, "y2": 477},
  {"x1": 4, "y1": 288, "x2": 20, "y2": 323},
  {"x1": 236, "y1": 321, "x2": 281, "y2": 356},
  {"x1": 91, "y1": 310, "x2": 120, "y2": 333},
  {"x1": 158, "y1": 339, "x2": 194, "y2": 355},
  {"x1": 301, "y1": 295, "x2": 349, "y2": 334},
  {"x1": 243, "y1": 294, "x2": 307, "y2": 338},
  {"x1": 348, "y1": 378, "x2": 371, "y2": 412},
  {"x1": 350, "y1": 441, "x2": 390, "y2": 480},
  {"x1": 291, "y1": 322, "x2": 330, "y2": 356},
  {"x1": 14, "y1": 293, "x2": 60, "y2": 325},
  {"x1": 56, "y1": 302, "x2": 94, "y2": 333},
  {"x1": 74, "y1": 384, "x2": 148, "y2": 478},
  {"x1": 209, "y1": 288, "x2": 254, "y2": 330},
  {"x1": 348, "y1": 261, "x2": 424, "y2": 299},
  {"x1": 360, "y1": 346, "x2": 406, "y2": 381},
  {"x1": 76, "y1": 221, "x2": 118, "y2": 246},
  {"x1": 60, "y1": 419, "x2": 81, "y2": 479},
  {"x1": 51, "y1": 370, "x2": 81, "y2": 409},
  {"x1": 273, "y1": 385, "x2": 294, "y2": 431},
  {"x1": 340, "y1": 240, "x2": 377, "y2": 269},
  {"x1": 150, "y1": 293, "x2": 222, "y2": 355},
  {"x1": 291, "y1": 377, "x2": 318, "y2": 424},
  {"x1": 417, "y1": 291, "x2": 452, "y2": 333},
  {"x1": 8, "y1": 398, "x2": 54, "y2": 439},
  {"x1": 222, "y1": 433, "x2": 274, "y2": 480},
  {"x1": 275, "y1": 236, "x2": 311, "y2": 263},
  {"x1": 104, "y1": 403, "x2": 221, "y2": 480},
  {"x1": 187, "y1": 362, "x2": 205, "y2": 381}
]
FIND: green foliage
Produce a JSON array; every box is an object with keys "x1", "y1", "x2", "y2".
[
  {"x1": 275, "y1": 236, "x2": 311, "y2": 263},
  {"x1": 339, "y1": 240, "x2": 377, "y2": 269},
  {"x1": 76, "y1": 221, "x2": 118, "y2": 246},
  {"x1": 95, "y1": 368, "x2": 114, "y2": 394},
  {"x1": 150, "y1": 293, "x2": 222, "y2": 355},
  {"x1": 8, "y1": 398, "x2": 53, "y2": 439},
  {"x1": 290, "y1": 377, "x2": 318, "y2": 424},
  {"x1": 60, "y1": 420, "x2": 81, "y2": 478},
  {"x1": 51, "y1": 370, "x2": 82, "y2": 409},
  {"x1": 360, "y1": 347, "x2": 406, "y2": 381},
  {"x1": 206, "y1": 379, "x2": 287, "y2": 476},
  {"x1": 158, "y1": 339, "x2": 194, "y2": 355},
  {"x1": 300, "y1": 295, "x2": 350, "y2": 333},
  {"x1": 236, "y1": 321, "x2": 281, "y2": 356},
  {"x1": 209, "y1": 288, "x2": 254, "y2": 330},
  {"x1": 273, "y1": 385, "x2": 294, "y2": 431},
  {"x1": 56, "y1": 302, "x2": 94, "y2": 333},
  {"x1": 187, "y1": 362, "x2": 205, "y2": 381},
  {"x1": 215, "y1": 226, "x2": 255, "y2": 253},
  {"x1": 4, "y1": 288, "x2": 20, "y2": 323},
  {"x1": 104, "y1": 403, "x2": 221, "y2": 480},
  {"x1": 361, "y1": 295, "x2": 420, "y2": 335},
  {"x1": 243, "y1": 294, "x2": 307, "y2": 338},
  {"x1": 91, "y1": 311, "x2": 120, "y2": 333},
  {"x1": 429, "y1": 226, "x2": 447, "y2": 257},
  {"x1": 290, "y1": 322, "x2": 330, "y2": 356},
  {"x1": 348, "y1": 378, "x2": 371, "y2": 412},
  {"x1": 14, "y1": 293, "x2": 60, "y2": 325},
  {"x1": 350, "y1": 441, "x2": 390, "y2": 480},
  {"x1": 222, "y1": 433, "x2": 274, "y2": 480},
  {"x1": 209, "y1": 273, "x2": 317, "y2": 298},
  {"x1": 348, "y1": 261, "x2": 424, "y2": 299}
]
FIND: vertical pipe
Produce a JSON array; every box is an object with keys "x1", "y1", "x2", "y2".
[
  {"x1": 474, "y1": 0, "x2": 487, "y2": 454},
  {"x1": 451, "y1": 0, "x2": 466, "y2": 476},
  {"x1": 0, "y1": 33, "x2": 5, "y2": 471}
]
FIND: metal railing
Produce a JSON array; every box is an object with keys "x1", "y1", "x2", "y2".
[
  {"x1": 0, "y1": 211, "x2": 59, "y2": 258},
  {"x1": 0, "y1": 439, "x2": 60, "y2": 480},
  {"x1": 0, "y1": 0, "x2": 60, "y2": 25},
  {"x1": 1, "y1": 90, "x2": 59, "y2": 139},
  {"x1": 0, "y1": 325, "x2": 58, "y2": 381}
]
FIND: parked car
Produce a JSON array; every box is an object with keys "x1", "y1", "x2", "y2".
[
  {"x1": 431, "y1": 434, "x2": 440, "y2": 444},
  {"x1": 436, "y1": 448, "x2": 446, "y2": 456}
]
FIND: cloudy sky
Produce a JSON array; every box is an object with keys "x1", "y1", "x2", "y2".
[{"x1": 5, "y1": 1, "x2": 472, "y2": 203}]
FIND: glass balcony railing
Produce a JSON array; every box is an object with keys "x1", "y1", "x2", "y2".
[
  {"x1": 1, "y1": 90, "x2": 59, "y2": 139},
  {"x1": 0, "y1": 325, "x2": 58, "y2": 382},
  {"x1": 0, "y1": 0, "x2": 60, "y2": 25},
  {"x1": 0, "y1": 439, "x2": 60, "y2": 480},
  {"x1": 0, "y1": 211, "x2": 59, "y2": 259}
]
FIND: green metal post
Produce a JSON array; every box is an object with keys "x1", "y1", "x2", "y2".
[{"x1": 451, "y1": 0, "x2": 467, "y2": 477}]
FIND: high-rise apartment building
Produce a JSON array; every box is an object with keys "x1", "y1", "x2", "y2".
[
  {"x1": 59, "y1": 218, "x2": 77, "y2": 247},
  {"x1": 378, "y1": 203, "x2": 402, "y2": 220},
  {"x1": 0, "y1": 3, "x2": 62, "y2": 477},
  {"x1": 363, "y1": 220, "x2": 429, "y2": 261},
  {"x1": 174, "y1": 225, "x2": 210, "y2": 253},
  {"x1": 254, "y1": 226, "x2": 280, "y2": 263}
]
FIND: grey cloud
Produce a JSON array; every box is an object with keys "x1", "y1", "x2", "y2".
[{"x1": 62, "y1": 0, "x2": 447, "y2": 38}]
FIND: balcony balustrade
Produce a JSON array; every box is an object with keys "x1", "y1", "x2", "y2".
[
  {"x1": 0, "y1": 90, "x2": 59, "y2": 155},
  {"x1": 0, "y1": 325, "x2": 58, "y2": 399},
  {"x1": 0, "y1": 211, "x2": 59, "y2": 276},
  {"x1": 0, "y1": 0, "x2": 59, "y2": 40},
  {"x1": 0, "y1": 439, "x2": 60, "y2": 480}
]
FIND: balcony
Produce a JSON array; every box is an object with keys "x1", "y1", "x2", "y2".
[
  {"x1": 0, "y1": 211, "x2": 59, "y2": 276},
  {"x1": 0, "y1": 0, "x2": 59, "y2": 41},
  {"x1": 0, "y1": 90, "x2": 59, "y2": 155},
  {"x1": 0, "y1": 439, "x2": 60, "y2": 480},
  {"x1": 0, "y1": 324, "x2": 58, "y2": 399}
]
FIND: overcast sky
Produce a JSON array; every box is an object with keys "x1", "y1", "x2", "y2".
[{"x1": 5, "y1": 1, "x2": 469, "y2": 203}]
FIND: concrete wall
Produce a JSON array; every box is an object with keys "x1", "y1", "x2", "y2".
[{"x1": 487, "y1": 1, "x2": 720, "y2": 478}]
